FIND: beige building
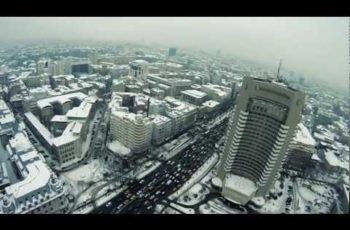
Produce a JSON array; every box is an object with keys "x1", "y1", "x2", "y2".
[
  {"x1": 0, "y1": 132, "x2": 67, "y2": 214},
  {"x1": 110, "y1": 110, "x2": 152, "y2": 154},
  {"x1": 217, "y1": 77, "x2": 305, "y2": 205}
]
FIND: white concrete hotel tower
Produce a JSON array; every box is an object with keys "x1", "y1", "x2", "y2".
[{"x1": 216, "y1": 77, "x2": 305, "y2": 205}]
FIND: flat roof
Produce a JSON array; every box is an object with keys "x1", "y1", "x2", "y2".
[
  {"x1": 24, "y1": 112, "x2": 53, "y2": 145},
  {"x1": 324, "y1": 150, "x2": 348, "y2": 170},
  {"x1": 5, "y1": 160, "x2": 51, "y2": 199},
  {"x1": 66, "y1": 101, "x2": 92, "y2": 119},
  {"x1": 202, "y1": 100, "x2": 220, "y2": 108},
  {"x1": 224, "y1": 174, "x2": 258, "y2": 197},
  {"x1": 149, "y1": 114, "x2": 171, "y2": 124},
  {"x1": 51, "y1": 115, "x2": 68, "y2": 123},
  {"x1": 52, "y1": 122, "x2": 81, "y2": 146},
  {"x1": 181, "y1": 90, "x2": 207, "y2": 99},
  {"x1": 295, "y1": 123, "x2": 316, "y2": 146},
  {"x1": 37, "y1": 92, "x2": 87, "y2": 109}
]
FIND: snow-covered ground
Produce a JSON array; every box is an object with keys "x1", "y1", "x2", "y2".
[
  {"x1": 169, "y1": 153, "x2": 218, "y2": 200},
  {"x1": 162, "y1": 207, "x2": 181, "y2": 214},
  {"x1": 198, "y1": 200, "x2": 241, "y2": 214},
  {"x1": 59, "y1": 158, "x2": 111, "y2": 210},
  {"x1": 294, "y1": 178, "x2": 337, "y2": 214},
  {"x1": 73, "y1": 204, "x2": 94, "y2": 214},
  {"x1": 208, "y1": 200, "x2": 244, "y2": 214},
  {"x1": 134, "y1": 160, "x2": 161, "y2": 180},
  {"x1": 169, "y1": 203, "x2": 195, "y2": 214},
  {"x1": 177, "y1": 183, "x2": 210, "y2": 206},
  {"x1": 255, "y1": 175, "x2": 293, "y2": 214},
  {"x1": 154, "y1": 204, "x2": 166, "y2": 214},
  {"x1": 62, "y1": 159, "x2": 106, "y2": 185}
]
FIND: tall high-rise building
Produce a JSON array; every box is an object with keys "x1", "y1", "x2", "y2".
[
  {"x1": 216, "y1": 77, "x2": 305, "y2": 205},
  {"x1": 168, "y1": 48, "x2": 177, "y2": 57}
]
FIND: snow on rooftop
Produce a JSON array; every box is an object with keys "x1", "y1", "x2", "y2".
[
  {"x1": 311, "y1": 153, "x2": 322, "y2": 162},
  {"x1": 107, "y1": 140, "x2": 131, "y2": 156},
  {"x1": 295, "y1": 123, "x2": 316, "y2": 146},
  {"x1": 9, "y1": 132, "x2": 33, "y2": 155},
  {"x1": 66, "y1": 101, "x2": 92, "y2": 119},
  {"x1": 37, "y1": 92, "x2": 87, "y2": 109},
  {"x1": 53, "y1": 122, "x2": 81, "y2": 146},
  {"x1": 181, "y1": 90, "x2": 207, "y2": 99},
  {"x1": 51, "y1": 115, "x2": 68, "y2": 123},
  {"x1": 4, "y1": 133, "x2": 53, "y2": 200},
  {"x1": 130, "y1": 60, "x2": 148, "y2": 66},
  {"x1": 150, "y1": 114, "x2": 171, "y2": 124},
  {"x1": 224, "y1": 174, "x2": 258, "y2": 197},
  {"x1": 202, "y1": 100, "x2": 220, "y2": 108},
  {"x1": 324, "y1": 150, "x2": 348, "y2": 170},
  {"x1": 24, "y1": 112, "x2": 53, "y2": 145},
  {"x1": 5, "y1": 161, "x2": 51, "y2": 199}
]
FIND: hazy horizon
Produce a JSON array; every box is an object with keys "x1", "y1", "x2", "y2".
[{"x1": 0, "y1": 17, "x2": 348, "y2": 91}]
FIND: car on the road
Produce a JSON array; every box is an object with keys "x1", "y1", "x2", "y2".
[{"x1": 106, "y1": 201, "x2": 112, "y2": 208}]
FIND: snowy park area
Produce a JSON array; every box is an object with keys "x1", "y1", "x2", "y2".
[
  {"x1": 177, "y1": 183, "x2": 210, "y2": 206},
  {"x1": 251, "y1": 174, "x2": 294, "y2": 214},
  {"x1": 294, "y1": 178, "x2": 338, "y2": 214},
  {"x1": 60, "y1": 159, "x2": 109, "y2": 195}
]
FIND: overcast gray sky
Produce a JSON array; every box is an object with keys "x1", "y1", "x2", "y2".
[{"x1": 0, "y1": 17, "x2": 348, "y2": 91}]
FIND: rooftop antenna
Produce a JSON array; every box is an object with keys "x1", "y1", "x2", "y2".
[{"x1": 276, "y1": 59, "x2": 282, "y2": 82}]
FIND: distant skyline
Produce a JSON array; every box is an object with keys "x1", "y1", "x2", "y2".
[{"x1": 0, "y1": 17, "x2": 348, "y2": 91}]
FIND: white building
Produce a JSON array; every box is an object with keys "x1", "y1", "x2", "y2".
[
  {"x1": 200, "y1": 83, "x2": 232, "y2": 103},
  {"x1": 0, "y1": 100, "x2": 18, "y2": 145},
  {"x1": 0, "y1": 132, "x2": 67, "y2": 214},
  {"x1": 149, "y1": 114, "x2": 172, "y2": 145},
  {"x1": 164, "y1": 97, "x2": 197, "y2": 135},
  {"x1": 52, "y1": 122, "x2": 82, "y2": 168},
  {"x1": 110, "y1": 111, "x2": 152, "y2": 154},
  {"x1": 111, "y1": 79, "x2": 125, "y2": 92},
  {"x1": 181, "y1": 89, "x2": 208, "y2": 106},
  {"x1": 148, "y1": 98, "x2": 168, "y2": 116},
  {"x1": 24, "y1": 93, "x2": 97, "y2": 168},
  {"x1": 129, "y1": 60, "x2": 149, "y2": 81}
]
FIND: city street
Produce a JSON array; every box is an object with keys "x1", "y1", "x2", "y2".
[{"x1": 91, "y1": 116, "x2": 229, "y2": 214}]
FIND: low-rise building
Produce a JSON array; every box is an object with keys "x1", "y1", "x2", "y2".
[
  {"x1": 0, "y1": 100, "x2": 18, "y2": 146},
  {"x1": 181, "y1": 89, "x2": 208, "y2": 106},
  {"x1": 285, "y1": 123, "x2": 316, "y2": 172},
  {"x1": 0, "y1": 132, "x2": 67, "y2": 214},
  {"x1": 200, "y1": 83, "x2": 232, "y2": 103},
  {"x1": 149, "y1": 114, "x2": 172, "y2": 145}
]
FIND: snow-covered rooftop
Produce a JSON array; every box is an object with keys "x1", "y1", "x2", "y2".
[
  {"x1": 107, "y1": 140, "x2": 131, "y2": 157},
  {"x1": 4, "y1": 132, "x2": 54, "y2": 200},
  {"x1": 24, "y1": 112, "x2": 54, "y2": 145},
  {"x1": 324, "y1": 150, "x2": 348, "y2": 170},
  {"x1": 181, "y1": 90, "x2": 207, "y2": 99},
  {"x1": 149, "y1": 114, "x2": 171, "y2": 125},
  {"x1": 37, "y1": 92, "x2": 87, "y2": 109},
  {"x1": 295, "y1": 123, "x2": 316, "y2": 146},
  {"x1": 224, "y1": 174, "x2": 258, "y2": 197},
  {"x1": 202, "y1": 100, "x2": 220, "y2": 108}
]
